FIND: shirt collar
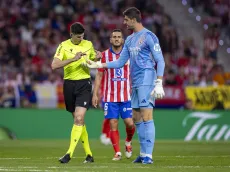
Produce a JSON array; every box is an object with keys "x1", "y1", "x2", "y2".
[{"x1": 109, "y1": 46, "x2": 123, "y2": 55}]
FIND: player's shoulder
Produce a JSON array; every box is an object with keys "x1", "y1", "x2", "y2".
[
  {"x1": 102, "y1": 49, "x2": 110, "y2": 55},
  {"x1": 81, "y1": 39, "x2": 93, "y2": 46},
  {"x1": 101, "y1": 49, "x2": 109, "y2": 61},
  {"x1": 59, "y1": 39, "x2": 71, "y2": 48},
  {"x1": 126, "y1": 33, "x2": 134, "y2": 41},
  {"x1": 144, "y1": 28, "x2": 159, "y2": 41},
  {"x1": 124, "y1": 34, "x2": 135, "y2": 45},
  {"x1": 102, "y1": 48, "x2": 109, "y2": 53},
  {"x1": 61, "y1": 39, "x2": 70, "y2": 45},
  {"x1": 144, "y1": 28, "x2": 157, "y2": 38}
]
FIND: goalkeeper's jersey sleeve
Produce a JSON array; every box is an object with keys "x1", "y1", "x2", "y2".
[{"x1": 54, "y1": 39, "x2": 96, "y2": 80}]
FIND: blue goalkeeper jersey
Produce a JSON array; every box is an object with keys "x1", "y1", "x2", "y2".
[{"x1": 107, "y1": 28, "x2": 165, "y2": 87}]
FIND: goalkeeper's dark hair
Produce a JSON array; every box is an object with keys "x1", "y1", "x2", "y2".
[
  {"x1": 123, "y1": 7, "x2": 141, "y2": 23},
  {"x1": 110, "y1": 29, "x2": 123, "y2": 37},
  {"x1": 70, "y1": 22, "x2": 85, "y2": 34}
]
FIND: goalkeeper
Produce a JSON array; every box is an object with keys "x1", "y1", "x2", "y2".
[
  {"x1": 51, "y1": 22, "x2": 101, "y2": 164},
  {"x1": 85, "y1": 7, "x2": 165, "y2": 164}
]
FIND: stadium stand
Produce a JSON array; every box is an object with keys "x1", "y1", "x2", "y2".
[{"x1": 0, "y1": 0, "x2": 229, "y2": 108}]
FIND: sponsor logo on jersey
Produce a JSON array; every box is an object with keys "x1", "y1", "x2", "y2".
[{"x1": 112, "y1": 78, "x2": 127, "y2": 81}]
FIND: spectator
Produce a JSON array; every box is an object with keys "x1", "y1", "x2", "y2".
[
  {"x1": 0, "y1": 85, "x2": 16, "y2": 108},
  {"x1": 184, "y1": 73, "x2": 199, "y2": 86},
  {"x1": 165, "y1": 69, "x2": 178, "y2": 86},
  {"x1": 0, "y1": 0, "x2": 228, "y2": 109},
  {"x1": 198, "y1": 73, "x2": 218, "y2": 87},
  {"x1": 212, "y1": 65, "x2": 230, "y2": 85}
]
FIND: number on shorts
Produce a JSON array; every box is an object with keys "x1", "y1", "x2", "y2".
[{"x1": 104, "y1": 103, "x2": 108, "y2": 111}]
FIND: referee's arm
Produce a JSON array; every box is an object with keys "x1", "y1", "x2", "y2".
[
  {"x1": 51, "y1": 52, "x2": 86, "y2": 70},
  {"x1": 92, "y1": 70, "x2": 103, "y2": 108}
]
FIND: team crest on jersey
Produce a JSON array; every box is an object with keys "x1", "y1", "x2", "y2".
[
  {"x1": 70, "y1": 48, "x2": 73, "y2": 52},
  {"x1": 138, "y1": 35, "x2": 145, "y2": 45}
]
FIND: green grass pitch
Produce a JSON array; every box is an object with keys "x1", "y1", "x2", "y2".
[{"x1": 0, "y1": 140, "x2": 230, "y2": 172}]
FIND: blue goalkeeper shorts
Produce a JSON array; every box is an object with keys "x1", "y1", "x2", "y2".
[
  {"x1": 103, "y1": 101, "x2": 132, "y2": 119},
  {"x1": 131, "y1": 85, "x2": 155, "y2": 109}
]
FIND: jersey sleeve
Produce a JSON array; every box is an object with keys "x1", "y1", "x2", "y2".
[
  {"x1": 54, "y1": 44, "x2": 65, "y2": 60},
  {"x1": 146, "y1": 33, "x2": 165, "y2": 77},
  {"x1": 88, "y1": 42, "x2": 96, "y2": 61},
  {"x1": 106, "y1": 43, "x2": 130, "y2": 68}
]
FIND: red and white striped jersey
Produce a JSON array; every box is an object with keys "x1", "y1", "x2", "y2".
[{"x1": 98, "y1": 48, "x2": 131, "y2": 102}]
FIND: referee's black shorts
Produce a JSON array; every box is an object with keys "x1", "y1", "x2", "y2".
[{"x1": 63, "y1": 79, "x2": 92, "y2": 113}]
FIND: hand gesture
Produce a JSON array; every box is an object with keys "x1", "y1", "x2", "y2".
[
  {"x1": 92, "y1": 94, "x2": 99, "y2": 108},
  {"x1": 95, "y1": 50, "x2": 102, "y2": 61},
  {"x1": 73, "y1": 52, "x2": 86, "y2": 61},
  {"x1": 82, "y1": 60, "x2": 103, "y2": 68},
  {"x1": 151, "y1": 79, "x2": 165, "y2": 99}
]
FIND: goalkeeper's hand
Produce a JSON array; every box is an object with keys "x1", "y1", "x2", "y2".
[
  {"x1": 82, "y1": 60, "x2": 103, "y2": 68},
  {"x1": 151, "y1": 79, "x2": 165, "y2": 99}
]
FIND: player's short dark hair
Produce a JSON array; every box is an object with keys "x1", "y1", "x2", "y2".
[
  {"x1": 70, "y1": 22, "x2": 85, "y2": 34},
  {"x1": 110, "y1": 29, "x2": 123, "y2": 37},
  {"x1": 123, "y1": 7, "x2": 141, "y2": 23}
]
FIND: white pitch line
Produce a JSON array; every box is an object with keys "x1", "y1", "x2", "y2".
[
  {"x1": 46, "y1": 166, "x2": 230, "y2": 169},
  {"x1": 44, "y1": 155, "x2": 230, "y2": 159},
  {"x1": 0, "y1": 170, "x2": 21, "y2": 171},
  {"x1": 174, "y1": 155, "x2": 230, "y2": 158},
  {"x1": 0, "y1": 169, "x2": 51, "y2": 172},
  {"x1": 27, "y1": 170, "x2": 50, "y2": 172},
  {"x1": 18, "y1": 167, "x2": 38, "y2": 169},
  {"x1": 1, "y1": 166, "x2": 230, "y2": 171},
  {"x1": 48, "y1": 166, "x2": 118, "y2": 169},
  {"x1": 161, "y1": 166, "x2": 230, "y2": 168},
  {"x1": 1, "y1": 155, "x2": 229, "y2": 160}
]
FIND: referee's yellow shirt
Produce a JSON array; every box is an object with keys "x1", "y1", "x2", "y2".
[{"x1": 54, "y1": 39, "x2": 96, "y2": 80}]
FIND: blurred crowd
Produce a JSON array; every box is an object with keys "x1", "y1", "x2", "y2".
[
  {"x1": 0, "y1": 0, "x2": 230, "y2": 108},
  {"x1": 189, "y1": 0, "x2": 230, "y2": 45}
]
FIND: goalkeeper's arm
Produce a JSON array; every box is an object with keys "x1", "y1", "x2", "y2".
[
  {"x1": 85, "y1": 43, "x2": 130, "y2": 69},
  {"x1": 86, "y1": 50, "x2": 129, "y2": 69}
]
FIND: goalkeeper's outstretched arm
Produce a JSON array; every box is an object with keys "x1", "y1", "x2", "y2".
[
  {"x1": 106, "y1": 44, "x2": 129, "y2": 69},
  {"x1": 85, "y1": 44, "x2": 130, "y2": 69}
]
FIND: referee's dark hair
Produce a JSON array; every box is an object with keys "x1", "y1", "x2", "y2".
[
  {"x1": 70, "y1": 22, "x2": 85, "y2": 34},
  {"x1": 123, "y1": 7, "x2": 142, "y2": 23}
]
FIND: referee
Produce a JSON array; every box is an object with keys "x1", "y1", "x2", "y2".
[{"x1": 51, "y1": 22, "x2": 101, "y2": 164}]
